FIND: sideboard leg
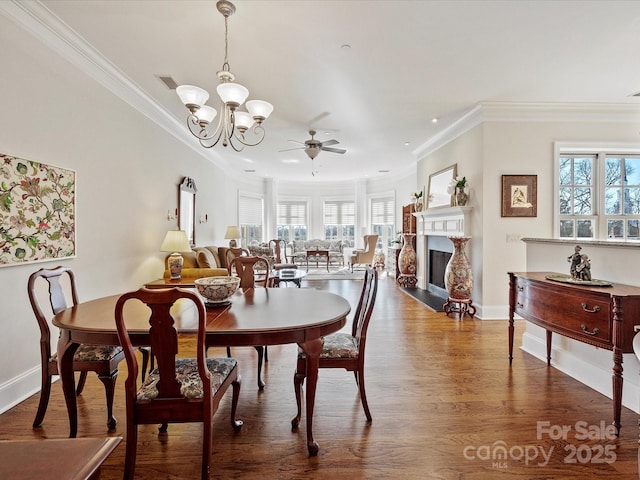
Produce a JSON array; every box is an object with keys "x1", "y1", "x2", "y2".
[{"x1": 546, "y1": 330, "x2": 552, "y2": 366}]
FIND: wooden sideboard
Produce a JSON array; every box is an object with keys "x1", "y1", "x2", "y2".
[{"x1": 508, "y1": 271, "x2": 640, "y2": 434}]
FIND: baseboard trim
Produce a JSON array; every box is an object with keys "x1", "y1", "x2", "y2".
[
  {"x1": 521, "y1": 331, "x2": 640, "y2": 414},
  {"x1": 0, "y1": 365, "x2": 42, "y2": 415}
]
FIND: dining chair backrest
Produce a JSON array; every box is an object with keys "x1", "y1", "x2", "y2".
[
  {"x1": 351, "y1": 267, "x2": 378, "y2": 352},
  {"x1": 226, "y1": 247, "x2": 250, "y2": 275},
  {"x1": 232, "y1": 256, "x2": 270, "y2": 289},
  {"x1": 28, "y1": 266, "x2": 78, "y2": 360},
  {"x1": 115, "y1": 287, "x2": 210, "y2": 398}
]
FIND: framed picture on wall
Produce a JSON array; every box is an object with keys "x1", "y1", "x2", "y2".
[{"x1": 501, "y1": 175, "x2": 537, "y2": 217}]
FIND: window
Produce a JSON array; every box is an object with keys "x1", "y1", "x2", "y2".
[
  {"x1": 277, "y1": 200, "x2": 308, "y2": 242},
  {"x1": 556, "y1": 149, "x2": 640, "y2": 240},
  {"x1": 370, "y1": 195, "x2": 395, "y2": 248},
  {"x1": 239, "y1": 194, "x2": 263, "y2": 246},
  {"x1": 323, "y1": 200, "x2": 355, "y2": 244}
]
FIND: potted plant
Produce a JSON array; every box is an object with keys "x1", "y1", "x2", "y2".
[{"x1": 412, "y1": 191, "x2": 424, "y2": 212}]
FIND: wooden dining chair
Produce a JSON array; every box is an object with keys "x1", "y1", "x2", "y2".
[
  {"x1": 292, "y1": 267, "x2": 378, "y2": 426},
  {"x1": 231, "y1": 255, "x2": 271, "y2": 389},
  {"x1": 27, "y1": 266, "x2": 124, "y2": 430},
  {"x1": 114, "y1": 287, "x2": 243, "y2": 480}
]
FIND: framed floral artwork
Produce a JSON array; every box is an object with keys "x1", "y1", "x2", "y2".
[
  {"x1": 501, "y1": 174, "x2": 537, "y2": 217},
  {"x1": 0, "y1": 153, "x2": 76, "y2": 266}
]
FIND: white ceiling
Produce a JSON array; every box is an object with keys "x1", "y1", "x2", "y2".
[{"x1": 30, "y1": 0, "x2": 640, "y2": 182}]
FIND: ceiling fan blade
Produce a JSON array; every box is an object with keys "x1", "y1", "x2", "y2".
[
  {"x1": 278, "y1": 146, "x2": 305, "y2": 152},
  {"x1": 321, "y1": 139, "x2": 339, "y2": 147},
  {"x1": 287, "y1": 139, "x2": 305, "y2": 145},
  {"x1": 321, "y1": 147, "x2": 346, "y2": 154}
]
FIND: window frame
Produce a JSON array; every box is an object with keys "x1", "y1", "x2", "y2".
[
  {"x1": 238, "y1": 193, "x2": 264, "y2": 247},
  {"x1": 277, "y1": 198, "x2": 309, "y2": 243},
  {"x1": 322, "y1": 197, "x2": 355, "y2": 244},
  {"x1": 554, "y1": 142, "x2": 640, "y2": 240},
  {"x1": 369, "y1": 192, "x2": 395, "y2": 249}
]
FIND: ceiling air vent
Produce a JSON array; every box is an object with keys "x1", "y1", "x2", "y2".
[{"x1": 157, "y1": 75, "x2": 178, "y2": 90}]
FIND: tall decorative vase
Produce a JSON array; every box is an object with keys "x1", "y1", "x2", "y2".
[
  {"x1": 455, "y1": 187, "x2": 468, "y2": 207},
  {"x1": 443, "y1": 235, "x2": 476, "y2": 317},
  {"x1": 444, "y1": 236, "x2": 472, "y2": 300},
  {"x1": 397, "y1": 233, "x2": 417, "y2": 287}
]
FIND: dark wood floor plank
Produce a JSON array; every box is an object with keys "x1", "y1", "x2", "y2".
[{"x1": 1, "y1": 271, "x2": 637, "y2": 479}]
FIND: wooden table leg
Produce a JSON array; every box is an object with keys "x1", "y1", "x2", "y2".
[
  {"x1": 57, "y1": 330, "x2": 80, "y2": 438},
  {"x1": 298, "y1": 337, "x2": 323, "y2": 456}
]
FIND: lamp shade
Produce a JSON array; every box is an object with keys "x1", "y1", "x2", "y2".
[
  {"x1": 176, "y1": 85, "x2": 209, "y2": 109},
  {"x1": 160, "y1": 230, "x2": 191, "y2": 253},
  {"x1": 246, "y1": 100, "x2": 274, "y2": 121},
  {"x1": 233, "y1": 111, "x2": 254, "y2": 132},
  {"x1": 217, "y1": 82, "x2": 249, "y2": 106},
  {"x1": 197, "y1": 105, "x2": 217, "y2": 125},
  {"x1": 224, "y1": 226, "x2": 241, "y2": 240}
]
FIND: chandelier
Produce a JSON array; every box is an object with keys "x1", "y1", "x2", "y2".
[{"x1": 176, "y1": 0, "x2": 273, "y2": 151}]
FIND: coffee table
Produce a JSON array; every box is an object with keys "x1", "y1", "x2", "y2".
[
  {"x1": 271, "y1": 268, "x2": 307, "y2": 287},
  {"x1": 305, "y1": 249, "x2": 329, "y2": 272}
]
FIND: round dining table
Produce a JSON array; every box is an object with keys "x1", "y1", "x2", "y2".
[{"x1": 53, "y1": 287, "x2": 351, "y2": 456}]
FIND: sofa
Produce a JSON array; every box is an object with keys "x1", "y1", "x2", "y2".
[
  {"x1": 163, "y1": 246, "x2": 234, "y2": 279},
  {"x1": 288, "y1": 239, "x2": 345, "y2": 267}
]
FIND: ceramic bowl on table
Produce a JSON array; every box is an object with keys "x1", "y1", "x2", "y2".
[{"x1": 194, "y1": 276, "x2": 240, "y2": 305}]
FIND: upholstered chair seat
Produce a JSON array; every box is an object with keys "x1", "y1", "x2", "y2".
[{"x1": 137, "y1": 358, "x2": 239, "y2": 401}]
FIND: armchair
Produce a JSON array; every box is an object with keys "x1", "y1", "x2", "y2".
[{"x1": 349, "y1": 234, "x2": 379, "y2": 272}]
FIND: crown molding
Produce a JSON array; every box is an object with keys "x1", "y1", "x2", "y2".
[
  {"x1": 413, "y1": 105, "x2": 484, "y2": 160},
  {"x1": 413, "y1": 101, "x2": 640, "y2": 161},
  {"x1": 0, "y1": 0, "x2": 227, "y2": 170},
  {"x1": 481, "y1": 101, "x2": 640, "y2": 123}
]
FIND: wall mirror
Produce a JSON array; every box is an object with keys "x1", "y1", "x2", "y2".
[
  {"x1": 427, "y1": 164, "x2": 457, "y2": 209},
  {"x1": 179, "y1": 177, "x2": 197, "y2": 247}
]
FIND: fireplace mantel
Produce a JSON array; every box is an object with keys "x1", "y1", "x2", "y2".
[{"x1": 414, "y1": 206, "x2": 472, "y2": 237}]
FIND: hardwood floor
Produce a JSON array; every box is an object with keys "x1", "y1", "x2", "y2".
[{"x1": 1, "y1": 272, "x2": 638, "y2": 479}]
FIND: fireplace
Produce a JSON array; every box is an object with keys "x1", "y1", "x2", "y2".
[
  {"x1": 429, "y1": 250, "x2": 451, "y2": 290},
  {"x1": 412, "y1": 206, "x2": 472, "y2": 310},
  {"x1": 426, "y1": 235, "x2": 453, "y2": 299}
]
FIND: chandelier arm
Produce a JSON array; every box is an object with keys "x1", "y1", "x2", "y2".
[{"x1": 231, "y1": 124, "x2": 266, "y2": 148}]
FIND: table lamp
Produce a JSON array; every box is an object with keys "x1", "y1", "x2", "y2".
[
  {"x1": 161, "y1": 230, "x2": 192, "y2": 280},
  {"x1": 224, "y1": 226, "x2": 241, "y2": 247}
]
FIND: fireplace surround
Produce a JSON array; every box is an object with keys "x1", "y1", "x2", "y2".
[{"x1": 413, "y1": 206, "x2": 473, "y2": 296}]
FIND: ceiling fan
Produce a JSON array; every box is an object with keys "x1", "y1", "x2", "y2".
[{"x1": 280, "y1": 130, "x2": 346, "y2": 160}]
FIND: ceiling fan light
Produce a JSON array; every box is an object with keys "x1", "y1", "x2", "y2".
[
  {"x1": 305, "y1": 146, "x2": 320, "y2": 160},
  {"x1": 217, "y1": 82, "x2": 249, "y2": 108},
  {"x1": 234, "y1": 111, "x2": 254, "y2": 132},
  {"x1": 246, "y1": 100, "x2": 274, "y2": 122},
  {"x1": 197, "y1": 105, "x2": 217, "y2": 125},
  {"x1": 176, "y1": 85, "x2": 209, "y2": 111}
]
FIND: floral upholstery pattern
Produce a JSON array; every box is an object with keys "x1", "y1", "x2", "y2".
[
  {"x1": 289, "y1": 239, "x2": 345, "y2": 266},
  {"x1": 137, "y1": 357, "x2": 237, "y2": 401},
  {"x1": 51, "y1": 344, "x2": 123, "y2": 362},
  {"x1": 298, "y1": 333, "x2": 359, "y2": 359}
]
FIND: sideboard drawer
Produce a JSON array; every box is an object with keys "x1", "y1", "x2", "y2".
[{"x1": 515, "y1": 280, "x2": 611, "y2": 345}]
